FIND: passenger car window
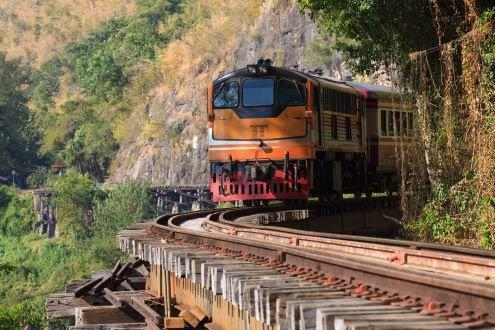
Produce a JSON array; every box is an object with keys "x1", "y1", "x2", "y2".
[
  {"x1": 380, "y1": 110, "x2": 387, "y2": 136},
  {"x1": 278, "y1": 78, "x2": 305, "y2": 106},
  {"x1": 387, "y1": 110, "x2": 394, "y2": 136},
  {"x1": 243, "y1": 79, "x2": 274, "y2": 106},
  {"x1": 214, "y1": 81, "x2": 239, "y2": 108}
]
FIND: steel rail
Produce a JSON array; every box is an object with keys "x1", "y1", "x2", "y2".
[
  {"x1": 202, "y1": 211, "x2": 495, "y2": 281},
  {"x1": 148, "y1": 203, "x2": 495, "y2": 324}
]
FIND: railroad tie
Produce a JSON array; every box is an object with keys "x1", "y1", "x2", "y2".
[{"x1": 115, "y1": 227, "x2": 472, "y2": 330}]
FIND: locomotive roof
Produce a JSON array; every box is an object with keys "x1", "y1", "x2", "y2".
[{"x1": 213, "y1": 66, "x2": 314, "y2": 85}]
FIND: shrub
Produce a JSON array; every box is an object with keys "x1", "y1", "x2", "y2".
[
  {"x1": 51, "y1": 170, "x2": 103, "y2": 243},
  {"x1": 0, "y1": 186, "x2": 14, "y2": 211},
  {"x1": 26, "y1": 166, "x2": 53, "y2": 188},
  {"x1": 0, "y1": 301, "x2": 46, "y2": 328},
  {"x1": 61, "y1": 120, "x2": 118, "y2": 181},
  {"x1": 93, "y1": 181, "x2": 153, "y2": 239},
  {"x1": 0, "y1": 193, "x2": 35, "y2": 237}
]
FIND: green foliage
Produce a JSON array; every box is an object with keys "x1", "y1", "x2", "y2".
[
  {"x1": 51, "y1": 170, "x2": 103, "y2": 242},
  {"x1": 0, "y1": 178, "x2": 152, "y2": 325},
  {"x1": 40, "y1": 98, "x2": 96, "y2": 156},
  {"x1": 0, "y1": 53, "x2": 40, "y2": 178},
  {"x1": 0, "y1": 193, "x2": 35, "y2": 237},
  {"x1": 0, "y1": 186, "x2": 14, "y2": 211},
  {"x1": 29, "y1": 57, "x2": 64, "y2": 114},
  {"x1": 406, "y1": 178, "x2": 495, "y2": 247},
  {"x1": 298, "y1": 1, "x2": 494, "y2": 74},
  {"x1": 26, "y1": 166, "x2": 53, "y2": 189},
  {"x1": 62, "y1": 120, "x2": 118, "y2": 181},
  {"x1": 92, "y1": 181, "x2": 153, "y2": 264},
  {"x1": 482, "y1": 25, "x2": 495, "y2": 82},
  {"x1": 298, "y1": 0, "x2": 434, "y2": 73},
  {"x1": 67, "y1": 0, "x2": 180, "y2": 100},
  {"x1": 0, "y1": 234, "x2": 113, "y2": 327},
  {"x1": 303, "y1": 36, "x2": 338, "y2": 71},
  {"x1": 1, "y1": 0, "x2": 192, "y2": 183},
  {"x1": 408, "y1": 208, "x2": 468, "y2": 244},
  {"x1": 93, "y1": 181, "x2": 152, "y2": 238},
  {"x1": 0, "y1": 301, "x2": 46, "y2": 328}
]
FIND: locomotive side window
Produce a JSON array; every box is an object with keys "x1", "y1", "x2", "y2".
[
  {"x1": 214, "y1": 81, "x2": 239, "y2": 108},
  {"x1": 331, "y1": 115, "x2": 338, "y2": 139},
  {"x1": 278, "y1": 78, "x2": 306, "y2": 106},
  {"x1": 345, "y1": 117, "x2": 351, "y2": 140},
  {"x1": 321, "y1": 88, "x2": 356, "y2": 115},
  {"x1": 243, "y1": 78, "x2": 274, "y2": 106},
  {"x1": 387, "y1": 110, "x2": 394, "y2": 136}
]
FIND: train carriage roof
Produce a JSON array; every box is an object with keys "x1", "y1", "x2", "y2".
[
  {"x1": 346, "y1": 81, "x2": 404, "y2": 101},
  {"x1": 213, "y1": 64, "x2": 409, "y2": 105}
]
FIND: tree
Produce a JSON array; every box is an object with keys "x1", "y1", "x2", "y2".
[
  {"x1": 51, "y1": 170, "x2": 103, "y2": 243},
  {"x1": 0, "y1": 193, "x2": 35, "y2": 237},
  {"x1": 300, "y1": 1, "x2": 495, "y2": 246},
  {"x1": 297, "y1": 1, "x2": 494, "y2": 74},
  {"x1": 0, "y1": 53, "x2": 40, "y2": 179},
  {"x1": 62, "y1": 120, "x2": 118, "y2": 181},
  {"x1": 91, "y1": 181, "x2": 153, "y2": 263},
  {"x1": 66, "y1": 0, "x2": 181, "y2": 101}
]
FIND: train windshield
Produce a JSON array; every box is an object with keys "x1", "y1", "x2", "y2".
[
  {"x1": 242, "y1": 79, "x2": 274, "y2": 106},
  {"x1": 278, "y1": 78, "x2": 306, "y2": 106},
  {"x1": 213, "y1": 81, "x2": 239, "y2": 108}
]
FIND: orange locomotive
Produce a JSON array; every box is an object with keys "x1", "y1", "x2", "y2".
[{"x1": 207, "y1": 60, "x2": 411, "y2": 203}]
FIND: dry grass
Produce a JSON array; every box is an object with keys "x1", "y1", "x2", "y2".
[
  {"x1": 404, "y1": 2, "x2": 495, "y2": 248},
  {"x1": 159, "y1": 0, "x2": 262, "y2": 90},
  {"x1": 0, "y1": 0, "x2": 137, "y2": 65}
]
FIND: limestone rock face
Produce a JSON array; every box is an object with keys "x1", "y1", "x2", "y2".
[{"x1": 109, "y1": 0, "x2": 348, "y2": 185}]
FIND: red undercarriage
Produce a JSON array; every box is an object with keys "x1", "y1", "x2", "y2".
[{"x1": 211, "y1": 169, "x2": 310, "y2": 202}]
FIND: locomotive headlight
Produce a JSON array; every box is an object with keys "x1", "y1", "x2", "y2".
[
  {"x1": 259, "y1": 66, "x2": 267, "y2": 74},
  {"x1": 247, "y1": 65, "x2": 258, "y2": 75}
]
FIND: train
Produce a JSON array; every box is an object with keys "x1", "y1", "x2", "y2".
[{"x1": 207, "y1": 59, "x2": 411, "y2": 204}]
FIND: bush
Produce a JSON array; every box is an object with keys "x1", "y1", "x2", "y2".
[
  {"x1": 0, "y1": 179, "x2": 153, "y2": 326},
  {"x1": 26, "y1": 166, "x2": 53, "y2": 188},
  {"x1": 406, "y1": 178, "x2": 495, "y2": 247},
  {"x1": 93, "y1": 181, "x2": 153, "y2": 238},
  {"x1": 62, "y1": 120, "x2": 118, "y2": 181},
  {"x1": 0, "y1": 301, "x2": 46, "y2": 328},
  {"x1": 67, "y1": 1, "x2": 179, "y2": 100},
  {"x1": 51, "y1": 170, "x2": 103, "y2": 243},
  {"x1": 0, "y1": 193, "x2": 35, "y2": 237},
  {"x1": 0, "y1": 186, "x2": 14, "y2": 211}
]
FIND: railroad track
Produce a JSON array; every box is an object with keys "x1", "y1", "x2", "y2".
[{"x1": 48, "y1": 198, "x2": 495, "y2": 329}]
